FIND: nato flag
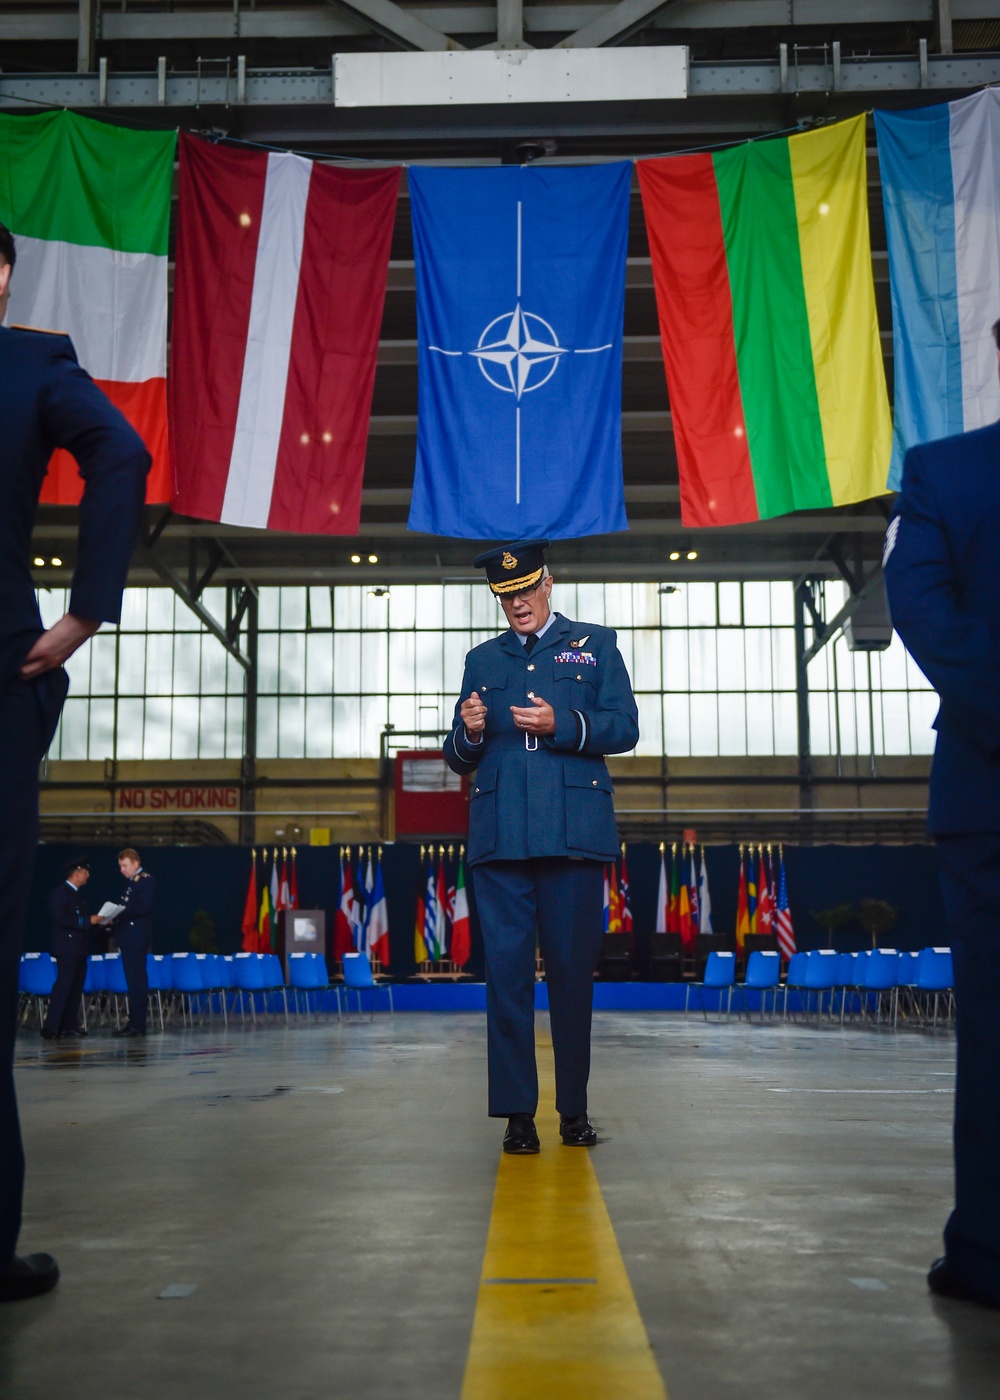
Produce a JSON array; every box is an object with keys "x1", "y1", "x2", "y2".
[{"x1": 408, "y1": 164, "x2": 631, "y2": 541}]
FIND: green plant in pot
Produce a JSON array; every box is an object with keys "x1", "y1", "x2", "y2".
[
  {"x1": 857, "y1": 898, "x2": 898, "y2": 950},
  {"x1": 189, "y1": 909, "x2": 218, "y2": 955}
]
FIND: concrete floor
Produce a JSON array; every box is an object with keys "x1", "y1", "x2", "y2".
[{"x1": 1, "y1": 1010, "x2": 996, "y2": 1399}]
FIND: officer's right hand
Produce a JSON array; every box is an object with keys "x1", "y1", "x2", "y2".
[
  {"x1": 20, "y1": 613, "x2": 100, "y2": 679},
  {"x1": 461, "y1": 691, "x2": 487, "y2": 738}
]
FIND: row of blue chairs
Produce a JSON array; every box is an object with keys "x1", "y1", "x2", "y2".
[
  {"x1": 18, "y1": 950, "x2": 392, "y2": 1032},
  {"x1": 686, "y1": 947, "x2": 954, "y2": 1029}
]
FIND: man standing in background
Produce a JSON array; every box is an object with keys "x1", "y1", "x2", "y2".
[
  {"x1": 884, "y1": 317, "x2": 1000, "y2": 1311},
  {"x1": 41, "y1": 858, "x2": 101, "y2": 1041},
  {"x1": 0, "y1": 222, "x2": 149, "y2": 1301},
  {"x1": 107, "y1": 849, "x2": 156, "y2": 1039}
]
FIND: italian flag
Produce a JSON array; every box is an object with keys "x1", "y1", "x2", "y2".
[
  {"x1": 637, "y1": 115, "x2": 892, "y2": 527},
  {"x1": 0, "y1": 110, "x2": 175, "y2": 503}
]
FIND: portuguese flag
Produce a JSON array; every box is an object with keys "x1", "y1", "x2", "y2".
[
  {"x1": 0, "y1": 110, "x2": 175, "y2": 503},
  {"x1": 637, "y1": 115, "x2": 891, "y2": 527}
]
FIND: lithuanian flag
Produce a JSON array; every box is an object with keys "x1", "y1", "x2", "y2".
[
  {"x1": 0, "y1": 110, "x2": 175, "y2": 503},
  {"x1": 637, "y1": 116, "x2": 891, "y2": 527}
]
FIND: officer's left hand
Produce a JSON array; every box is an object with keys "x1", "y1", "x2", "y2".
[
  {"x1": 510, "y1": 695, "x2": 555, "y2": 736},
  {"x1": 20, "y1": 614, "x2": 100, "y2": 679}
]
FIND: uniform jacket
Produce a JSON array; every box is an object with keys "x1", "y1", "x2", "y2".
[
  {"x1": 0, "y1": 325, "x2": 150, "y2": 688},
  {"x1": 112, "y1": 870, "x2": 157, "y2": 947},
  {"x1": 49, "y1": 882, "x2": 91, "y2": 957},
  {"x1": 443, "y1": 613, "x2": 639, "y2": 864},
  {"x1": 885, "y1": 419, "x2": 1000, "y2": 833}
]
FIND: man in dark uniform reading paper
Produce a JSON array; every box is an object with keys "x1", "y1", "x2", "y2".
[
  {"x1": 41, "y1": 857, "x2": 102, "y2": 1041},
  {"x1": 444, "y1": 540, "x2": 639, "y2": 1154},
  {"x1": 0, "y1": 222, "x2": 149, "y2": 1302}
]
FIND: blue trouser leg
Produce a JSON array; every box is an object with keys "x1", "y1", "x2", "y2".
[
  {"x1": 44, "y1": 949, "x2": 88, "y2": 1035},
  {"x1": 536, "y1": 858, "x2": 604, "y2": 1119},
  {"x1": 473, "y1": 861, "x2": 539, "y2": 1118},
  {"x1": 472, "y1": 858, "x2": 604, "y2": 1120},
  {"x1": 120, "y1": 939, "x2": 150, "y2": 1032},
  {"x1": 0, "y1": 680, "x2": 46, "y2": 1266},
  {"x1": 937, "y1": 833, "x2": 1000, "y2": 1305}
]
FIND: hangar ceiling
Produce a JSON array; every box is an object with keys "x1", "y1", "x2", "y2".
[{"x1": 10, "y1": 0, "x2": 998, "y2": 589}]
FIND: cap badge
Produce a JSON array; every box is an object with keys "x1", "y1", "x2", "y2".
[{"x1": 502, "y1": 551, "x2": 518, "y2": 570}]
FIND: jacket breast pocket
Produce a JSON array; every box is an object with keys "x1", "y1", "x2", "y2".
[
  {"x1": 469, "y1": 767, "x2": 498, "y2": 856},
  {"x1": 553, "y1": 671, "x2": 597, "y2": 706},
  {"x1": 563, "y1": 767, "x2": 614, "y2": 857},
  {"x1": 476, "y1": 675, "x2": 508, "y2": 736}
]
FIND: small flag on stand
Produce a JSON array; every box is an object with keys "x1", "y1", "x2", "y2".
[
  {"x1": 414, "y1": 846, "x2": 428, "y2": 964},
  {"x1": 436, "y1": 848, "x2": 449, "y2": 960},
  {"x1": 621, "y1": 845, "x2": 633, "y2": 948},
  {"x1": 289, "y1": 847, "x2": 299, "y2": 909},
  {"x1": 736, "y1": 846, "x2": 749, "y2": 952},
  {"x1": 688, "y1": 844, "x2": 700, "y2": 937},
  {"x1": 668, "y1": 845, "x2": 681, "y2": 935},
  {"x1": 656, "y1": 844, "x2": 668, "y2": 935},
  {"x1": 451, "y1": 847, "x2": 471, "y2": 970},
  {"x1": 333, "y1": 849, "x2": 356, "y2": 960},
  {"x1": 258, "y1": 855, "x2": 273, "y2": 955},
  {"x1": 678, "y1": 848, "x2": 693, "y2": 948},
  {"x1": 775, "y1": 847, "x2": 797, "y2": 962},
  {"x1": 279, "y1": 848, "x2": 291, "y2": 912},
  {"x1": 423, "y1": 852, "x2": 438, "y2": 962},
  {"x1": 241, "y1": 848, "x2": 258, "y2": 952},
  {"x1": 608, "y1": 862, "x2": 623, "y2": 935},
  {"x1": 757, "y1": 846, "x2": 774, "y2": 936},
  {"x1": 270, "y1": 853, "x2": 280, "y2": 937},
  {"x1": 603, "y1": 866, "x2": 610, "y2": 934},
  {"x1": 698, "y1": 847, "x2": 713, "y2": 935},
  {"x1": 747, "y1": 848, "x2": 758, "y2": 934},
  {"x1": 368, "y1": 848, "x2": 390, "y2": 967}
]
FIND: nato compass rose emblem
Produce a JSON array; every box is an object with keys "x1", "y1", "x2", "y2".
[{"x1": 427, "y1": 201, "x2": 612, "y2": 504}]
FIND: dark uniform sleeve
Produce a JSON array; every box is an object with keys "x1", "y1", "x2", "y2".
[
  {"x1": 443, "y1": 659, "x2": 485, "y2": 775},
  {"x1": 48, "y1": 885, "x2": 84, "y2": 936},
  {"x1": 543, "y1": 628, "x2": 639, "y2": 757},
  {"x1": 884, "y1": 443, "x2": 1000, "y2": 755},
  {"x1": 40, "y1": 339, "x2": 151, "y2": 624},
  {"x1": 126, "y1": 873, "x2": 157, "y2": 920}
]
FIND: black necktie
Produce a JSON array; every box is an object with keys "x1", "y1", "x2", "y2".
[{"x1": 524, "y1": 634, "x2": 537, "y2": 655}]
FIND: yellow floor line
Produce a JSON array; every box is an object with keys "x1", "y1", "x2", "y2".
[{"x1": 461, "y1": 1033, "x2": 668, "y2": 1400}]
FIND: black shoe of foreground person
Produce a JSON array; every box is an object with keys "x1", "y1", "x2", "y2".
[
  {"x1": 503, "y1": 1114, "x2": 540, "y2": 1155},
  {"x1": 0, "y1": 1254, "x2": 60, "y2": 1303},
  {"x1": 111, "y1": 1025, "x2": 145, "y2": 1038},
  {"x1": 928, "y1": 1257, "x2": 1000, "y2": 1309},
  {"x1": 559, "y1": 1113, "x2": 598, "y2": 1147}
]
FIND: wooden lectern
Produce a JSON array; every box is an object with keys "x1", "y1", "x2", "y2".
[{"x1": 278, "y1": 909, "x2": 326, "y2": 973}]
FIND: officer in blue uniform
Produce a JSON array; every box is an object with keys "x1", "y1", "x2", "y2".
[
  {"x1": 884, "y1": 318, "x2": 1000, "y2": 1311},
  {"x1": 106, "y1": 848, "x2": 157, "y2": 1038},
  {"x1": 0, "y1": 223, "x2": 149, "y2": 1301},
  {"x1": 41, "y1": 858, "x2": 100, "y2": 1041},
  {"x1": 444, "y1": 540, "x2": 639, "y2": 1154}
]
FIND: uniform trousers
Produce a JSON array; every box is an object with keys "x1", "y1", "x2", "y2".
[
  {"x1": 43, "y1": 949, "x2": 88, "y2": 1036},
  {"x1": 119, "y1": 936, "x2": 149, "y2": 1033},
  {"x1": 937, "y1": 833, "x2": 1000, "y2": 1305},
  {"x1": 472, "y1": 857, "x2": 604, "y2": 1119},
  {"x1": 0, "y1": 680, "x2": 47, "y2": 1265}
]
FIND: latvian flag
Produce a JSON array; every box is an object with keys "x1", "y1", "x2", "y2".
[
  {"x1": 1, "y1": 110, "x2": 175, "y2": 503},
  {"x1": 170, "y1": 136, "x2": 400, "y2": 534}
]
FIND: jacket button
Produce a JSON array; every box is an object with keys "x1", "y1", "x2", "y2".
[
  {"x1": 577, "y1": 674, "x2": 583, "y2": 680},
  {"x1": 527, "y1": 663, "x2": 535, "y2": 672},
  {"x1": 475, "y1": 787, "x2": 480, "y2": 794},
  {"x1": 592, "y1": 780, "x2": 598, "y2": 787},
  {"x1": 481, "y1": 685, "x2": 488, "y2": 692},
  {"x1": 527, "y1": 691, "x2": 535, "y2": 699}
]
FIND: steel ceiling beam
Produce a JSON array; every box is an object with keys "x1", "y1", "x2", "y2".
[{"x1": 555, "y1": 0, "x2": 682, "y2": 49}]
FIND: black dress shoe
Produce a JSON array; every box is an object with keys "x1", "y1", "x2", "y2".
[
  {"x1": 503, "y1": 1114, "x2": 540, "y2": 1155},
  {"x1": 928, "y1": 1257, "x2": 1000, "y2": 1308},
  {"x1": 60, "y1": 1030, "x2": 88, "y2": 1039},
  {"x1": 111, "y1": 1026, "x2": 145, "y2": 1039},
  {"x1": 560, "y1": 1113, "x2": 598, "y2": 1147},
  {"x1": 39, "y1": 1028, "x2": 57, "y2": 1041},
  {"x1": 0, "y1": 1254, "x2": 60, "y2": 1303}
]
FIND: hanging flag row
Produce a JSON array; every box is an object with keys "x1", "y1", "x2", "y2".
[
  {"x1": 735, "y1": 843, "x2": 796, "y2": 961},
  {"x1": 334, "y1": 845, "x2": 391, "y2": 967},
  {"x1": 413, "y1": 844, "x2": 471, "y2": 970},
  {"x1": 655, "y1": 842, "x2": 713, "y2": 949},
  {"x1": 7, "y1": 99, "x2": 993, "y2": 540},
  {"x1": 241, "y1": 845, "x2": 299, "y2": 953}
]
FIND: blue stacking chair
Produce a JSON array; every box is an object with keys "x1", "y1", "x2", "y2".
[
  {"x1": 836, "y1": 951, "x2": 862, "y2": 1024},
  {"x1": 171, "y1": 953, "x2": 209, "y2": 1026},
  {"x1": 915, "y1": 947, "x2": 954, "y2": 1029},
  {"x1": 214, "y1": 956, "x2": 238, "y2": 1022},
  {"x1": 894, "y1": 950, "x2": 920, "y2": 1026},
  {"x1": 684, "y1": 949, "x2": 736, "y2": 1021},
  {"x1": 103, "y1": 951, "x2": 130, "y2": 1029},
  {"x1": 740, "y1": 949, "x2": 781, "y2": 1021},
  {"x1": 263, "y1": 954, "x2": 289, "y2": 1024},
  {"x1": 781, "y1": 951, "x2": 809, "y2": 1021},
  {"x1": 861, "y1": 948, "x2": 901, "y2": 1027},
  {"x1": 19, "y1": 952, "x2": 56, "y2": 1027},
  {"x1": 288, "y1": 953, "x2": 338, "y2": 1021},
  {"x1": 146, "y1": 955, "x2": 171, "y2": 1031},
  {"x1": 341, "y1": 953, "x2": 393, "y2": 1021},
  {"x1": 81, "y1": 954, "x2": 108, "y2": 1032},
  {"x1": 803, "y1": 948, "x2": 840, "y2": 1022},
  {"x1": 198, "y1": 954, "x2": 228, "y2": 1026},
  {"x1": 232, "y1": 953, "x2": 288, "y2": 1026}
]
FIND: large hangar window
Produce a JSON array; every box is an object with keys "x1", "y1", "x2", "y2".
[{"x1": 38, "y1": 582, "x2": 934, "y2": 762}]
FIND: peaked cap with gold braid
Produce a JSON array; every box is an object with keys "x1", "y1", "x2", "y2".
[{"x1": 472, "y1": 539, "x2": 551, "y2": 596}]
